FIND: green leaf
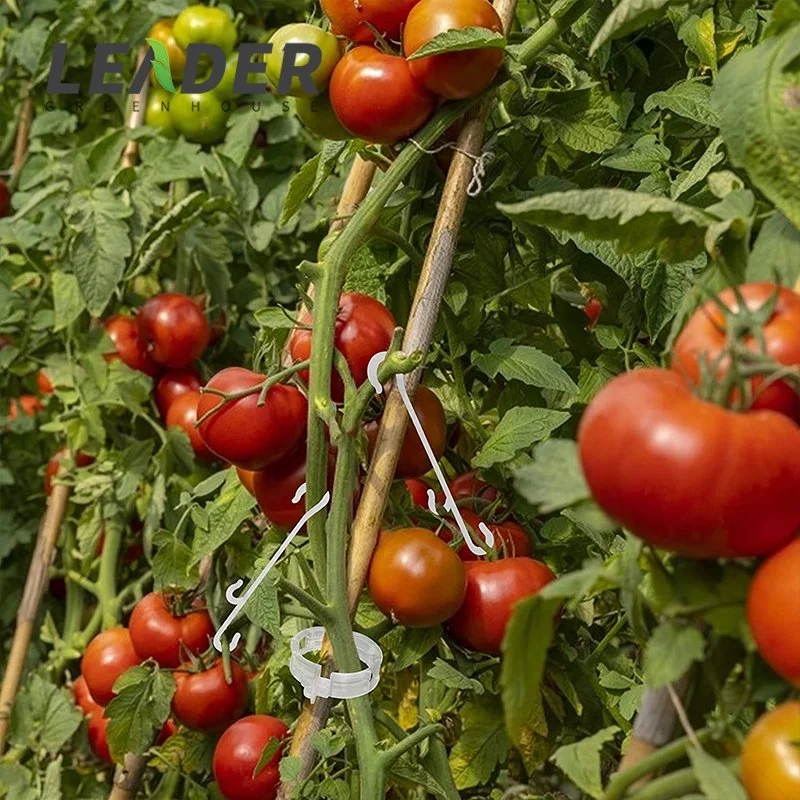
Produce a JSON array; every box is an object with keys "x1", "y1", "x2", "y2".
[
  {"x1": 645, "y1": 81, "x2": 719, "y2": 126},
  {"x1": 106, "y1": 666, "x2": 175, "y2": 761},
  {"x1": 688, "y1": 748, "x2": 747, "y2": 800},
  {"x1": 407, "y1": 26, "x2": 506, "y2": 59},
  {"x1": 51, "y1": 271, "x2": 85, "y2": 331},
  {"x1": 41, "y1": 758, "x2": 62, "y2": 800},
  {"x1": 749, "y1": 211, "x2": 800, "y2": 284},
  {"x1": 243, "y1": 568, "x2": 281, "y2": 639},
  {"x1": 474, "y1": 340, "x2": 577, "y2": 393},
  {"x1": 0, "y1": 764, "x2": 35, "y2": 800},
  {"x1": 427, "y1": 659, "x2": 484, "y2": 694},
  {"x1": 551, "y1": 727, "x2": 619, "y2": 798},
  {"x1": 715, "y1": 27, "x2": 800, "y2": 229},
  {"x1": 643, "y1": 623, "x2": 705, "y2": 688},
  {"x1": 449, "y1": 700, "x2": 509, "y2": 790},
  {"x1": 499, "y1": 188, "x2": 716, "y2": 263},
  {"x1": 191, "y1": 480, "x2": 256, "y2": 565},
  {"x1": 502, "y1": 595, "x2": 560, "y2": 745},
  {"x1": 146, "y1": 38, "x2": 177, "y2": 93},
  {"x1": 678, "y1": 10, "x2": 718, "y2": 75},
  {"x1": 514, "y1": 439, "x2": 590, "y2": 513},
  {"x1": 602, "y1": 135, "x2": 671, "y2": 173},
  {"x1": 538, "y1": 87, "x2": 624, "y2": 154},
  {"x1": 474, "y1": 407, "x2": 571, "y2": 467},
  {"x1": 8, "y1": 675, "x2": 82, "y2": 754},
  {"x1": 152, "y1": 530, "x2": 199, "y2": 592},
  {"x1": 590, "y1": 0, "x2": 679, "y2": 55},
  {"x1": 671, "y1": 136, "x2": 725, "y2": 199},
  {"x1": 391, "y1": 627, "x2": 442, "y2": 672}
]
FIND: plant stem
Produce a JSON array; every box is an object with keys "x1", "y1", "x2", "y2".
[
  {"x1": 276, "y1": 577, "x2": 334, "y2": 625},
  {"x1": 97, "y1": 520, "x2": 122, "y2": 628}
]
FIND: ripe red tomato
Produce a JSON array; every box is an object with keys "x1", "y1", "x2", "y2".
[
  {"x1": 237, "y1": 468, "x2": 257, "y2": 496},
  {"x1": 81, "y1": 628, "x2": 140, "y2": 707},
  {"x1": 321, "y1": 0, "x2": 421, "y2": 43},
  {"x1": 368, "y1": 527, "x2": 466, "y2": 627},
  {"x1": 8, "y1": 394, "x2": 43, "y2": 421},
  {"x1": 672, "y1": 283, "x2": 800, "y2": 422},
  {"x1": 155, "y1": 368, "x2": 202, "y2": 419},
  {"x1": 441, "y1": 470, "x2": 499, "y2": 508},
  {"x1": 129, "y1": 592, "x2": 215, "y2": 668},
  {"x1": 103, "y1": 314, "x2": 159, "y2": 377},
  {"x1": 136, "y1": 293, "x2": 210, "y2": 369},
  {"x1": 0, "y1": 178, "x2": 9, "y2": 217},
  {"x1": 747, "y1": 537, "x2": 800, "y2": 687},
  {"x1": 72, "y1": 675, "x2": 100, "y2": 716},
  {"x1": 444, "y1": 509, "x2": 531, "y2": 562},
  {"x1": 166, "y1": 390, "x2": 213, "y2": 460},
  {"x1": 578, "y1": 368, "x2": 800, "y2": 558},
  {"x1": 584, "y1": 297, "x2": 603, "y2": 327},
  {"x1": 213, "y1": 715, "x2": 289, "y2": 800},
  {"x1": 37, "y1": 370, "x2": 54, "y2": 395},
  {"x1": 741, "y1": 701, "x2": 800, "y2": 800},
  {"x1": 329, "y1": 47, "x2": 437, "y2": 145},
  {"x1": 288, "y1": 292, "x2": 396, "y2": 402},
  {"x1": 44, "y1": 449, "x2": 95, "y2": 495},
  {"x1": 447, "y1": 557, "x2": 557, "y2": 654},
  {"x1": 366, "y1": 386, "x2": 446, "y2": 479},
  {"x1": 172, "y1": 659, "x2": 249, "y2": 732},
  {"x1": 404, "y1": 0, "x2": 504, "y2": 100},
  {"x1": 87, "y1": 712, "x2": 113, "y2": 764},
  {"x1": 405, "y1": 478, "x2": 430, "y2": 508},
  {"x1": 197, "y1": 368, "x2": 307, "y2": 470}
]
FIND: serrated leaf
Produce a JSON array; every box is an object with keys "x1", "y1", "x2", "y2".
[
  {"x1": 645, "y1": 81, "x2": 719, "y2": 126},
  {"x1": 474, "y1": 340, "x2": 577, "y2": 393},
  {"x1": 678, "y1": 10, "x2": 718, "y2": 75},
  {"x1": 671, "y1": 136, "x2": 724, "y2": 199},
  {"x1": 427, "y1": 659, "x2": 484, "y2": 694},
  {"x1": 715, "y1": 27, "x2": 800, "y2": 229},
  {"x1": 514, "y1": 439, "x2": 590, "y2": 513},
  {"x1": 474, "y1": 407, "x2": 570, "y2": 468},
  {"x1": 449, "y1": 700, "x2": 509, "y2": 790},
  {"x1": 590, "y1": 0, "x2": 678, "y2": 55},
  {"x1": 643, "y1": 623, "x2": 705, "y2": 688},
  {"x1": 9, "y1": 675, "x2": 82, "y2": 755},
  {"x1": 688, "y1": 749, "x2": 747, "y2": 800},
  {"x1": 152, "y1": 531, "x2": 199, "y2": 592},
  {"x1": 749, "y1": 211, "x2": 800, "y2": 284},
  {"x1": 499, "y1": 188, "x2": 716, "y2": 263},
  {"x1": 51, "y1": 271, "x2": 85, "y2": 331},
  {"x1": 191, "y1": 480, "x2": 256, "y2": 565},
  {"x1": 243, "y1": 569, "x2": 281, "y2": 639},
  {"x1": 407, "y1": 26, "x2": 506, "y2": 59},
  {"x1": 551, "y1": 727, "x2": 619, "y2": 798}
]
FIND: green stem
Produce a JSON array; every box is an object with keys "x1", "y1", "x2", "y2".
[
  {"x1": 67, "y1": 571, "x2": 99, "y2": 596},
  {"x1": 372, "y1": 224, "x2": 424, "y2": 267},
  {"x1": 586, "y1": 616, "x2": 627, "y2": 669},
  {"x1": 602, "y1": 730, "x2": 713, "y2": 800},
  {"x1": 381, "y1": 724, "x2": 444, "y2": 768},
  {"x1": 627, "y1": 760, "x2": 735, "y2": 800},
  {"x1": 516, "y1": 0, "x2": 596, "y2": 67},
  {"x1": 277, "y1": 577, "x2": 334, "y2": 625},
  {"x1": 97, "y1": 520, "x2": 122, "y2": 628}
]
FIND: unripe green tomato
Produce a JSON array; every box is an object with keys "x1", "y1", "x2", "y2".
[
  {"x1": 295, "y1": 93, "x2": 352, "y2": 141},
  {"x1": 215, "y1": 52, "x2": 268, "y2": 100},
  {"x1": 145, "y1": 87, "x2": 177, "y2": 138},
  {"x1": 173, "y1": 5, "x2": 237, "y2": 54},
  {"x1": 267, "y1": 23, "x2": 340, "y2": 97},
  {"x1": 170, "y1": 92, "x2": 230, "y2": 144}
]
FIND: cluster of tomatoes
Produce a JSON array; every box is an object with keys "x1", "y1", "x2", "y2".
[
  {"x1": 578, "y1": 281, "x2": 800, "y2": 798},
  {"x1": 74, "y1": 594, "x2": 287, "y2": 798}
]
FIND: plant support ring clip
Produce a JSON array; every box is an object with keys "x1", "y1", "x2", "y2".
[{"x1": 289, "y1": 627, "x2": 383, "y2": 704}]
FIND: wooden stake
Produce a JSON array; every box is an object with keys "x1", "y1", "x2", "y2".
[
  {"x1": 12, "y1": 89, "x2": 33, "y2": 175},
  {"x1": 121, "y1": 48, "x2": 150, "y2": 170},
  {"x1": 0, "y1": 483, "x2": 69, "y2": 753},
  {"x1": 108, "y1": 754, "x2": 148, "y2": 800},
  {"x1": 279, "y1": 3, "x2": 516, "y2": 793}
]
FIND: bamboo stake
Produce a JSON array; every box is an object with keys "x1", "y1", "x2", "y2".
[
  {"x1": 12, "y1": 89, "x2": 33, "y2": 175},
  {"x1": 279, "y1": 4, "x2": 517, "y2": 793},
  {"x1": 0, "y1": 483, "x2": 70, "y2": 753},
  {"x1": 109, "y1": 754, "x2": 148, "y2": 800},
  {"x1": 121, "y1": 48, "x2": 150, "y2": 170}
]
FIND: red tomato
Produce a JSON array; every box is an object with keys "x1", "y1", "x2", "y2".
[
  {"x1": 741, "y1": 701, "x2": 800, "y2": 800},
  {"x1": 441, "y1": 470, "x2": 499, "y2": 508},
  {"x1": 44, "y1": 449, "x2": 95, "y2": 495},
  {"x1": 368, "y1": 527, "x2": 466, "y2": 627},
  {"x1": 444, "y1": 509, "x2": 531, "y2": 562},
  {"x1": 0, "y1": 178, "x2": 10, "y2": 218},
  {"x1": 136, "y1": 293, "x2": 210, "y2": 369},
  {"x1": 37, "y1": 370, "x2": 54, "y2": 395},
  {"x1": 747, "y1": 537, "x2": 800, "y2": 687},
  {"x1": 405, "y1": 478, "x2": 430, "y2": 508},
  {"x1": 172, "y1": 659, "x2": 249, "y2": 732},
  {"x1": 129, "y1": 592, "x2": 215, "y2": 668},
  {"x1": 321, "y1": 0, "x2": 420, "y2": 43},
  {"x1": 213, "y1": 715, "x2": 289, "y2": 800},
  {"x1": 329, "y1": 47, "x2": 437, "y2": 145},
  {"x1": 8, "y1": 394, "x2": 43, "y2": 421},
  {"x1": 87, "y1": 712, "x2": 113, "y2": 764},
  {"x1": 672, "y1": 283, "x2": 800, "y2": 422},
  {"x1": 585, "y1": 297, "x2": 603, "y2": 327},
  {"x1": 578, "y1": 368, "x2": 800, "y2": 559},
  {"x1": 404, "y1": 0, "x2": 504, "y2": 100},
  {"x1": 288, "y1": 292, "x2": 396, "y2": 402},
  {"x1": 197, "y1": 368, "x2": 307, "y2": 470},
  {"x1": 81, "y1": 628, "x2": 140, "y2": 707},
  {"x1": 237, "y1": 468, "x2": 257, "y2": 496},
  {"x1": 447, "y1": 557, "x2": 557, "y2": 654},
  {"x1": 166, "y1": 390, "x2": 213, "y2": 460},
  {"x1": 155, "y1": 367, "x2": 202, "y2": 418},
  {"x1": 72, "y1": 675, "x2": 100, "y2": 716},
  {"x1": 158, "y1": 718, "x2": 179, "y2": 744},
  {"x1": 103, "y1": 314, "x2": 160, "y2": 377},
  {"x1": 366, "y1": 386, "x2": 446, "y2": 479}
]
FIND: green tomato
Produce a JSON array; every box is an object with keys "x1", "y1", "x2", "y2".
[
  {"x1": 173, "y1": 5, "x2": 237, "y2": 54},
  {"x1": 295, "y1": 93, "x2": 352, "y2": 141},
  {"x1": 145, "y1": 87, "x2": 178, "y2": 138},
  {"x1": 267, "y1": 23, "x2": 340, "y2": 98},
  {"x1": 170, "y1": 92, "x2": 230, "y2": 145},
  {"x1": 214, "y1": 51, "x2": 267, "y2": 100}
]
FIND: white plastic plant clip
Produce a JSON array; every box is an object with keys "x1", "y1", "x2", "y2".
[{"x1": 289, "y1": 627, "x2": 383, "y2": 704}]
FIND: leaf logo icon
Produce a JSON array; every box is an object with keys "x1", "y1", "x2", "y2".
[{"x1": 146, "y1": 38, "x2": 177, "y2": 93}]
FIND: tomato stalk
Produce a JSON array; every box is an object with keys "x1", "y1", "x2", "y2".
[{"x1": 97, "y1": 520, "x2": 123, "y2": 628}]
